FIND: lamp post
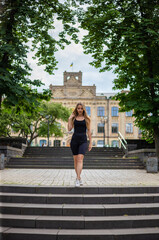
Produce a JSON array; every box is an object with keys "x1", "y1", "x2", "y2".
[
  {"x1": 46, "y1": 115, "x2": 50, "y2": 147},
  {"x1": 101, "y1": 116, "x2": 108, "y2": 147}
]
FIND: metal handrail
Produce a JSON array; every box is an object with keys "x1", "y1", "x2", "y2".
[
  {"x1": 118, "y1": 137, "x2": 127, "y2": 150},
  {"x1": 118, "y1": 131, "x2": 127, "y2": 145},
  {"x1": 118, "y1": 132, "x2": 128, "y2": 155}
]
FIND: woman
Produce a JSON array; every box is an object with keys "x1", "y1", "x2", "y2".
[{"x1": 68, "y1": 102, "x2": 92, "y2": 187}]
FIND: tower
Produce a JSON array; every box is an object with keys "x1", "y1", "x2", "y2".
[{"x1": 64, "y1": 71, "x2": 82, "y2": 87}]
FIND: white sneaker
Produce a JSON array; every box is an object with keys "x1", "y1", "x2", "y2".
[
  {"x1": 75, "y1": 179, "x2": 80, "y2": 187},
  {"x1": 79, "y1": 179, "x2": 83, "y2": 185}
]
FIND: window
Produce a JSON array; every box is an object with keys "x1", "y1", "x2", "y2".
[
  {"x1": 49, "y1": 140, "x2": 52, "y2": 146},
  {"x1": 97, "y1": 107, "x2": 105, "y2": 116},
  {"x1": 86, "y1": 106, "x2": 91, "y2": 116},
  {"x1": 126, "y1": 110, "x2": 133, "y2": 117},
  {"x1": 112, "y1": 123, "x2": 118, "y2": 133},
  {"x1": 111, "y1": 140, "x2": 119, "y2": 147},
  {"x1": 40, "y1": 140, "x2": 47, "y2": 147},
  {"x1": 54, "y1": 140, "x2": 61, "y2": 147},
  {"x1": 97, "y1": 140, "x2": 104, "y2": 147},
  {"x1": 139, "y1": 129, "x2": 142, "y2": 135},
  {"x1": 126, "y1": 123, "x2": 133, "y2": 133},
  {"x1": 111, "y1": 107, "x2": 119, "y2": 116},
  {"x1": 98, "y1": 123, "x2": 104, "y2": 133}
]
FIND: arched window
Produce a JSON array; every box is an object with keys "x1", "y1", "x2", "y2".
[
  {"x1": 97, "y1": 140, "x2": 104, "y2": 147},
  {"x1": 111, "y1": 107, "x2": 119, "y2": 116},
  {"x1": 40, "y1": 139, "x2": 47, "y2": 147},
  {"x1": 111, "y1": 140, "x2": 119, "y2": 147}
]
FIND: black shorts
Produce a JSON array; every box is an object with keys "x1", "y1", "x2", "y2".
[{"x1": 70, "y1": 133, "x2": 87, "y2": 155}]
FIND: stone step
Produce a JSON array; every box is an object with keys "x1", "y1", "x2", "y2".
[
  {"x1": 1, "y1": 185, "x2": 159, "y2": 194},
  {"x1": 9, "y1": 158, "x2": 140, "y2": 162},
  {"x1": 1, "y1": 186, "x2": 159, "y2": 240},
  {"x1": 1, "y1": 192, "x2": 159, "y2": 204},
  {"x1": 25, "y1": 147, "x2": 122, "y2": 150},
  {"x1": 5, "y1": 165, "x2": 144, "y2": 169},
  {"x1": 24, "y1": 150, "x2": 123, "y2": 153},
  {"x1": 25, "y1": 147, "x2": 122, "y2": 151},
  {"x1": 8, "y1": 161, "x2": 143, "y2": 165},
  {"x1": 10, "y1": 156, "x2": 130, "y2": 161},
  {"x1": 1, "y1": 213, "x2": 159, "y2": 229},
  {"x1": 23, "y1": 154, "x2": 124, "y2": 157},
  {"x1": 7, "y1": 164, "x2": 144, "y2": 168},
  {"x1": 1, "y1": 227, "x2": 159, "y2": 240},
  {"x1": 24, "y1": 151, "x2": 123, "y2": 156},
  {"x1": 1, "y1": 202, "x2": 159, "y2": 216}
]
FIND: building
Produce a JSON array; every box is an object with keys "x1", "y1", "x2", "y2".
[{"x1": 34, "y1": 71, "x2": 141, "y2": 147}]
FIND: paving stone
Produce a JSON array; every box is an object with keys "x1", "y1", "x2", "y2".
[{"x1": 1, "y1": 169, "x2": 159, "y2": 187}]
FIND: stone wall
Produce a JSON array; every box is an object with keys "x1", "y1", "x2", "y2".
[
  {"x1": 127, "y1": 149, "x2": 157, "y2": 166},
  {"x1": 0, "y1": 144, "x2": 27, "y2": 165}
]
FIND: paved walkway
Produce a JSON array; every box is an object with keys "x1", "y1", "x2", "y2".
[{"x1": 0, "y1": 168, "x2": 159, "y2": 186}]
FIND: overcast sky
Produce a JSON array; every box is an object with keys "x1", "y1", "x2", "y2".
[{"x1": 27, "y1": 19, "x2": 119, "y2": 94}]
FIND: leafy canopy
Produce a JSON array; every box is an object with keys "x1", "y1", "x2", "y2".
[
  {"x1": 76, "y1": 0, "x2": 159, "y2": 143},
  {"x1": 0, "y1": 0, "x2": 79, "y2": 107},
  {"x1": 0, "y1": 101, "x2": 71, "y2": 146}
]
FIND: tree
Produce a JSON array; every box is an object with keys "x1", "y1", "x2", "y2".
[
  {"x1": 0, "y1": 101, "x2": 71, "y2": 146},
  {"x1": 0, "y1": 0, "x2": 78, "y2": 108},
  {"x1": 77, "y1": 0, "x2": 159, "y2": 158}
]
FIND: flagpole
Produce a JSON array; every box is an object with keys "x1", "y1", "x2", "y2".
[{"x1": 70, "y1": 63, "x2": 74, "y2": 72}]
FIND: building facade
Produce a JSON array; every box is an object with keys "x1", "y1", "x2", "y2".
[{"x1": 33, "y1": 71, "x2": 141, "y2": 147}]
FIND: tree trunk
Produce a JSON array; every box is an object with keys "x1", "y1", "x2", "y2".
[
  {"x1": 27, "y1": 140, "x2": 31, "y2": 147},
  {"x1": 154, "y1": 126, "x2": 159, "y2": 160},
  {"x1": 0, "y1": 94, "x2": 2, "y2": 109}
]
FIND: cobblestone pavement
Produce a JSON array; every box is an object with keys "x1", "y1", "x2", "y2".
[{"x1": 0, "y1": 168, "x2": 159, "y2": 186}]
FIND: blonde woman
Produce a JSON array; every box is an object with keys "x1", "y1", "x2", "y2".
[{"x1": 68, "y1": 102, "x2": 92, "y2": 187}]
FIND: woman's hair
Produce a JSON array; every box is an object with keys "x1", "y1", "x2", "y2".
[{"x1": 72, "y1": 102, "x2": 90, "y2": 129}]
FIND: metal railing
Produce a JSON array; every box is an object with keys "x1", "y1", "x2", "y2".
[{"x1": 118, "y1": 132, "x2": 128, "y2": 156}]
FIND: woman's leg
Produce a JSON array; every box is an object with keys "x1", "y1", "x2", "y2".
[
  {"x1": 73, "y1": 155, "x2": 78, "y2": 175},
  {"x1": 76, "y1": 154, "x2": 84, "y2": 180},
  {"x1": 76, "y1": 142, "x2": 87, "y2": 180}
]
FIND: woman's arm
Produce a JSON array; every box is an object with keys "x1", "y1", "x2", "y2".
[
  {"x1": 68, "y1": 113, "x2": 74, "y2": 131},
  {"x1": 87, "y1": 120, "x2": 92, "y2": 151}
]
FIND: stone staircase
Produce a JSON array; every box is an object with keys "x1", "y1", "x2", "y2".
[
  {"x1": 0, "y1": 185, "x2": 159, "y2": 239},
  {"x1": 6, "y1": 147, "x2": 144, "y2": 169}
]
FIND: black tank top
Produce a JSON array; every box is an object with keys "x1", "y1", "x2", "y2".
[{"x1": 74, "y1": 119, "x2": 86, "y2": 134}]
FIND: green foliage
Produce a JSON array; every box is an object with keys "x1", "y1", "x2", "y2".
[
  {"x1": 77, "y1": 0, "x2": 159, "y2": 154},
  {"x1": 0, "y1": 102, "x2": 71, "y2": 145},
  {"x1": 0, "y1": 0, "x2": 78, "y2": 108},
  {"x1": 38, "y1": 102, "x2": 71, "y2": 138},
  {"x1": 0, "y1": 111, "x2": 11, "y2": 137}
]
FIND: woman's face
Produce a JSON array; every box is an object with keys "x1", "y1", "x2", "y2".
[{"x1": 77, "y1": 104, "x2": 84, "y2": 115}]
